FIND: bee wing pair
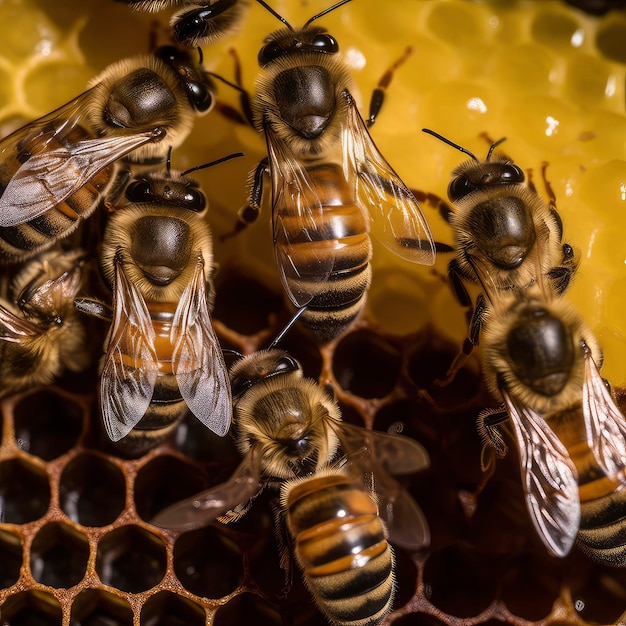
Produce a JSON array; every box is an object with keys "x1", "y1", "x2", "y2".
[
  {"x1": 503, "y1": 349, "x2": 626, "y2": 557},
  {"x1": 269, "y1": 89, "x2": 435, "y2": 308},
  {"x1": 101, "y1": 251, "x2": 232, "y2": 442},
  {"x1": 0, "y1": 90, "x2": 160, "y2": 227}
]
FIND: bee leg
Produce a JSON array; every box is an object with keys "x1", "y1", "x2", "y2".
[
  {"x1": 367, "y1": 45, "x2": 414, "y2": 127},
  {"x1": 476, "y1": 406, "x2": 509, "y2": 472},
  {"x1": 220, "y1": 157, "x2": 269, "y2": 242},
  {"x1": 410, "y1": 188, "x2": 455, "y2": 224},
  {"x1": 212, "y1": 48, "x2": 254, "y2": 126},
  {"x1": 436, "y1": 291, "x2": 486, "y2": 386}
]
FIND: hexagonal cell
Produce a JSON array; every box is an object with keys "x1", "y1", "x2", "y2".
[
  {"x1": 70, "y1": 588, "x2": 133, "y2": 626},
  {"x1": 140, "y1": 591, "x2": 206, "y2": 626},
  {"x1": 530, "y1": 7, "x2": 584, "y2": 49},
  {"x1": 59, "y1": 453, "x2": 125, "y2": 527},
  {"x1": 173, "y1": 412, "x2": 240, "y2": 463},
  {"x1": 213, "y1": 265, "x2": 283, "y2": 336},
  {"x1": 174, "y1": 525, "x2": 243, "y2": 599},
  {"x1": 392, "y1": 547, "x2": 419, "y2": 610},
  {"x1": 0, "y1": 590, "x2": 62, "y2": 625},
  {"x1": 96, "y1": 525, "x2": 167, "y2": 594},
  {"x1": 30, "y1": 522, "x2": 89, "y2": 588},
  {"x1": 333, "y1": 329, "x2": 402, "y2": 399},
  {"x1": 0, "y1": 457, "x2": 50, "y2": 523},
  {"x1": 0, "y1": 528, "x2": 22, "y2": 589},
  {"x1": 596, "y1": 17, "x2": 626, "y2": 63},
  {"x1": 13, "y1": 389, "x2": 83, "y2": 461},
  {"x1": 422, "y1": 545, "x2": 497, "y2": 618},
  {"x1": 135, "y1": 455, "x2": 206, "y2": 523},
  {"x1": 214, "y1": 593, "x2": 281, "y2": 626},
  {"x1": 392, "y1": 614, "x2": 449, "y2": 626}
]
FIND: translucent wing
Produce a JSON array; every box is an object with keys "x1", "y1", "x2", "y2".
[
  {"x1": 100, "y1": 253, "x2": 158, "y2": 442},
  {"x1": 0, "y1": 89, "x2": 160, "y2": 226},
  {"x1": 502, "y1": 388, "x2": 580, "y2": 557},
  {"x1": 582, "y1": 348, "x2": 626, "y2": 483},
  {"x1": 172, "y1": 255, "x2": 232, "y2": 437},
  {"x1": 0, "y1": 303, "x2": 41, "y2": 341},
  {"x1": 265, "y1": 126, "x2": 335, "y2": 308},
  {"x1": 334, "y1": 421, "x2": 431, "y2": 550},
  {"x1": 151, "y1": 447, "x2": 264, "y2": 531},
  {"x1": 342, "y1": 90, "x2": 435, "y2": 266}
]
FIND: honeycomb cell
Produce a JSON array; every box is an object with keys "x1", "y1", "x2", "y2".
[
  {"x1": 0, "y1": 529, "x2": 22, "y2": 589},
  {"x1": 95, "y1": 526, "x2": 167, "y2": 594},
  {"x1": 0, "y1": 590, "x2": 62, "y2": 626},
  {"x1": 140, "y1": 591, "x2": 206, "y2": 626},
  {"x1": 214, "y1": 593, "x2": 281, "y2": 626},
  {"x1": 30, "y1": 522, "x2": 89, "y2": 588},
  {"x1": 531, "y1": 7, "x2": 586, "y2": 49},
  {"x1": 564, "y1": 51, "x2": 620, "y2": 108},
  {"x1": 425, "y1": 2, "x2": 491, "y2": 48},
  {"x1": 569, "y1": 564, "x2": 626, "y2": 624},
  {"x1": 59, "y1": 453, "x2": 126, "y2": 527},
  {"x1": 374, "y1": 398, "x2": 439, "y2": 448},
  {"x1": 174, "y1": 526, "x2": 244, "y2": 599},
  {"x1": 135, "y1": 455, "x2": 206, "y2": 523},
  {"x1": 423, "y1": 545, "x2": 497, "y2": 618},
  {"x1": 392, "y1": 547, "x2": 419, "y2": 610},
  {"x1": 595, "y1": 16, "x2": 626, "y2": 63},
  {"x1": 13, "y1": 390, "x2": 83, "y2": 461},
  {"x1": 69, "y1": 589, "x2": 133, "y2": 626},
  {"x1": 333, "y1": 329, "x2": 402, "y2": 398},
  {"x1": 392, "y1": 615, "x2": 448, "y2": 626},
  {"x1": 0, "y1": 457, "x2": 50, "y2": 523},
  {"x1": 173, "y1": 412, "x2": 240, "y2": 463}
]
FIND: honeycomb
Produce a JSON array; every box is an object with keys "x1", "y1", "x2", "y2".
[{"x1": 2, "y1": 0, "x2": 626, "y2": 624}]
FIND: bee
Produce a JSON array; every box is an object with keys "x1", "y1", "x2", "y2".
[
  {"x1": 229, "y1": 0, "x2": 435, "y2": 342},
  {"x1": 0, "y1": 247, "x2": 90, "y2": 396},
  {"x1": 75, "y1": 158, "x2": 235, "y2": 456},
  {"x1": 152, "y1": 347, "x2": 431, "y2": 625},
  {"x1": 422, "y1": 129, "x2": 576, "y2": 382},
  {"x1": 477, "y1": 284, "x2": 626, "y2": 564},
  {"x1": 117, "y1": 0, "x2": 249, "y2": 47},
  {"x1": 0, "y1": 44, "x2": 215, "y2": 264}
]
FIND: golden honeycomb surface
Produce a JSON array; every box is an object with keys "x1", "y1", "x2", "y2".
[{"x1": 1, "y1": 0, "x2": 626, "y2": 625}]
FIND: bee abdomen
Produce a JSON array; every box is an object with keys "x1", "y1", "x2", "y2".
[
  {"x1": 577, "y1": 487, "x2": 626, "y2": 566},
  {"x1": 286, "y1": 474, "x2": 394, "y2": 626}
]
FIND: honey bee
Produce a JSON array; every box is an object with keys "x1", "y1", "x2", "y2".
[
  {"x1": 152, "y1": 348, "x2": 431, "y2": 625},
  {"x1": 75, "y1": 160, "x2": 232, "y2": 456},
  {"x1": 477, "y1": 284, "x2": 626, "y2": 564},
  {"x1": 0, "y1": 44, "x2": 215, "y2": 264},
  {"x1": 422, "y1": 129, "x2": 576, "y2": 381},
  {"x1": 230, "y1": 0, "x2": 435, "y2": 341},
  {"x1": 0, "y1": 247, "x2": 90, "y2": 396},
  {"x1": 117, "y1": 0, "x2": 249, "y2": 47}
]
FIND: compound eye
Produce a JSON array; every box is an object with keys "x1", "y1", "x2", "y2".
[
  {"x1": 258, "y1": 41, "x2": 284, "y2": 66},
  {"x1": 125, "y1": 179, "x2": 153, "y2": 202},
  {"x1": 154, "y1": 45, "x2": 180, "y2": 65},
  {"x1": 448, "y1": 175, "x2": 475, "y2": 202},
  {"x1": 311, "y1": 33, "x2": 338, "y2": 53},
  {"x1": 183, "y1": 187, "x2": 207, "y2": 212},
  {"x1": 501, "y1": 163, "x2": 525, "y2": 184},
  {"x1": 186, "y1": 80, "x2": 214, "y2": 112},
  {"x1": 231, "y1": 375, "x2": 253, "y2": 400},
  {"x1": 275, "y1": 355, "x2": 299, "y2": 374}
]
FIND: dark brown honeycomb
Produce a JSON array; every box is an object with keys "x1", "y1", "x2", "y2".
[{"x1": 2, "y1": 0, "x2": 626, "y2": 625}]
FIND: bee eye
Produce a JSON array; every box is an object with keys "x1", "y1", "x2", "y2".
[
  {"x1": 183, "y1": 188, "x2": 206, "y2": 212},
  {"x1": 154, "y1": 45, "x2": 180, "y2": 65},
  {"x1": 125, "y1": 179, "x2": 153, "y2": 202},
  {"x1": 275, "y1": 356, "x2": 299, "y2": 374},
  {"x1": 258, "y1": 41, "x2": 284, "y2": 66},
  {"x1": 501, "y1": 164, "x2": 525, "y2": 183},
  {"x1": 448, "y1": 175, "x2": 474, "y2": 201},
  {"x1": 185, "y1": 80, "x2": 214, "y2": 112},
  {"x1": 311, "y1": 33, "x2": 338, "y2": 53},
  {"x1": 231, "y1": 375, "x2": 253, "y2": 399}
]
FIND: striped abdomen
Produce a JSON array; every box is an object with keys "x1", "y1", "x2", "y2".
[
  {"x1": 275, "y1": 163, "x2": 372, "y2": 341},
  {"x1": 115, "y1": 305, "x2": 189, "y2": 457},
  {"x1": 284, "y1": 472, "x2": 394, "y2": 626},
  {"x1": 0, "y1": 124, "x2": 115, "y2": 262}
]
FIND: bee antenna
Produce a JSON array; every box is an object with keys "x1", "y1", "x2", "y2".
[
  {"x1": 256, "y1": 0, "x2": 294, "y2": 31},
  {"x1": 182, "y1": 152, "x2": 245, "y2": 176},
  {"x1": 269, "y1": 307, "x2": 308, "y2": 349},
  {"x1": 222, "y1": 348, "x2": 244, "y2": 359},
  {"x1": 166, "y1": 146, "x2": 173, "y2": 176},
  {"x1": 197, "y1": 46, "x2": 204, "y2": 65},
  {"x1": 486, "y1": 137, "x2": 507, "y2": 161},
  {"x1": 422, "y1": 128, "x2": 479, "y2": 162},
  {"x1": 206, "y1": 71, "x2": 248, "y2": 95},
  {"x1": 303, "y1": 0, "x2": 353, "y2": 27}
]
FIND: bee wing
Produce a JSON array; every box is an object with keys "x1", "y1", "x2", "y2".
[
  {"x1": 171, "y1": 255, "x2": 232, "y2": 437},
  {"x1": 100, "y1": 254, "x2": 158, "y2": 442},
  {"x1": 335, "y1": 421, "x2": 431, "y2": 550},
  {"x1": 582, "y1": 350, "x2": 626, "y2": 481},
  {"x1": 502, "y1": 388, "x2": 580, "y2": 557},
  {"x1": 151, "y1": 447, "x2": 264, "y2": 531},
  {"x1": 0, "y1": 303, "x2": 42, "y2": 340},
  {"x1": 341, "y1": 90, "x2": 435, "y2": 266},
  {"x1": 0, "y1": 90, "x2": 160, "y2": 227},
  {"x1": 265, "y1": 127, "x2": 335, "y2": 308}
]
